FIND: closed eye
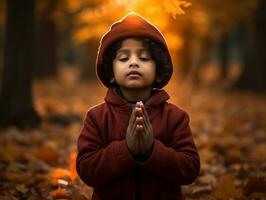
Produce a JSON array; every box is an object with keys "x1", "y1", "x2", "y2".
[
  {"x1": 118, "y1": 57, "x2": 128, "y2": 62},
  {"x1": 139, "y1": 57, "x2": 151, "y2": 61}
]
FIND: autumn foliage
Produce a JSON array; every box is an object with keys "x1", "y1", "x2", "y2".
[
  {"x1": 0, "y1": 67, "x2": 266, "y2": 199},
  {"x1": 1, "y1": 0, "x2": 266, "y2": 199}
]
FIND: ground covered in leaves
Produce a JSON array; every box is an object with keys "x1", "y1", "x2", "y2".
[{"x1": 0, "y1": 69, "x2": 266, "y2": 199}]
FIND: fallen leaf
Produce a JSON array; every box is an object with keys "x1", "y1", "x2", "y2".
[
  {"x1": 15, "y1": 184, "x2": 28, "y2": 194},
  {"x1": 35, "y1": 143, "x2": 61, "y2": 165},
  {"x1": 69, "y1": 150, "x2": 78, "y2": 182},
  {"x1": 249, "y1": 144, "x2": 266, "y2": 162},
  {"x1": 51, "y1": 186, "x2": 70, "y2": 199},
  {"x1": 47, "y1": 168, "x2": 71, "y2": 185},
  {"x1": 213, "y1": 175, "x2": 242, "y2": 200},
  {"x1": 243, "y1": 176, "x2": 266, "y2": 196}
]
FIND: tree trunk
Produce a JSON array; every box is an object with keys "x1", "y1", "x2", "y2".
[
  {"x1": 218, "y1": 33, "x2": 230, "y2": 80},
  {"x1": 0, "y1": 0, "x2": 40, "y2": 128},
  {"x1": 80, "y1": 39, "x2": 99, "y2": 80},
  {"x1": 234, "y1": 0, "x2": 266, "y2": 92},
  {"x1": 0, "y1": 26, "x2": 4, "y2": 79},
  {"x1": 178, "y1": 25, "x2": 193, "y2": 79},
  {"x1": 34, "y1": 0, "x2": 58, "y2": 77}
]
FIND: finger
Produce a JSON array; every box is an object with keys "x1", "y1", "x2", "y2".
[
  {"x1": 136, "y1": 116, "x2": 144, "y2": 126},
  {"x1": 136, "y1": 125, "x2": 144, "y2": 146},
  {"x1": 141, "y1": 111, "x2": 149, "y2": 133},
  {"x1": 140, "y1": 102, "x2": 149, "y2": 119},
  {"x1": 127, "y1": 114, "x2": 137, "y2": 136},
  {"x1": 142, "y1": 114, "x2": 153, "y2": 138},
  {"x1": 142, "y1": 113, "x2": 148, "y2": 127},
  {"x1": 135, "y1": 124, "x2": 143, "y2": 151},
  {"x1": 131, "y1": 117, "x2": 137, "y2": 133},
  {"x1": 129, "y1": 107, "x2": 136, "y2": 127},
  {"x1": 142, "y1": 121, "x2": 149, "y2": 136},
  {"x1": 130, "y1": 108, "x2": 136, "y2": 122},
  {"x1": 140, "y1": 104, "x2": 151, "y2": 128},
  {"x1": 136, "y1": 101, "x2": 144, "y2": 116},
  {"x1": 136, "y1": 101, "x2": 142, "y2": 108},
  {"x1": 135, "y1": 107, "x2": 142, "y2": 117},
  {"x1": 136, "y1": 124, "x2": 144, "y2": 133}
]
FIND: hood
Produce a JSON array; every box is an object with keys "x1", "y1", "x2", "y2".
[{"x1": 96, "y1": 12, "x2": 173, "y2": 89}]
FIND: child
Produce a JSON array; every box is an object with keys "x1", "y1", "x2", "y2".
[{"x1": 76, "y1": 13, "x2": 200, "y2": 200}]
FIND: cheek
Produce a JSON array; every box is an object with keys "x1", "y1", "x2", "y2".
[
  {"x1": 148, "y1": 63, "x2": 156, "y2": 78},
  {"x1": 112, "y1": 61, "x2": 125, "y2": 79},
  {"x1": 112, "y1": 61, "x2": 119, "y2": 75}
]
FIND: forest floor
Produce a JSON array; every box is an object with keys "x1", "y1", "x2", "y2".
[{"x1": 0, "y1": 68, "x2": 266, "y2": 200}]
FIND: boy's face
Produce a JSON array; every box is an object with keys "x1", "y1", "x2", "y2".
[{"x1": 112, "y1": 38, "x2": 156, "y2": 90}]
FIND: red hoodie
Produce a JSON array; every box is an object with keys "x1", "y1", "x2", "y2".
[{"x1": 76, "y1": 87, "x2": 200, "y2": 200}]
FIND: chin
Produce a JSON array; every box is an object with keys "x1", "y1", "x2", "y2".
[
  {"x1": 117, "y1": 80, "x2": 153, "y2": 89},
  {"x1": 123, "y1": 84, "x2": 150, "y2": 90}
]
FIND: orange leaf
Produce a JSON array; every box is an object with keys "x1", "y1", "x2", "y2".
[
  {"x1": 179, "y1": 1, "x2": 192, "y2": 8},
  {"x1": 35, "y1": 144, "x2": 60, "y2": 165},
  {"x1": 69, "y1": 151, "x2": 78, "y2": 182},
  {"x1": 51, "y1": 186, "x2": 69, "y2": 198},
  {"x1": 213, "y1": 175, "x2": 242, "y2": 200},
  {"x1": 48, "y1": 168, "x2": 71, "y2": 185},
  {"x1": 243, "y1": 177, "x2": 266, "y2": 196}
]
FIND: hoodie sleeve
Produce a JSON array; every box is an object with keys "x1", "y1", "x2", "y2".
[
  {"x1": 140, "y1": 108, "x2": 200, "y2": 185},
  {"x1": 76, "y1": 110, "x2": 136, "y2": 188}
]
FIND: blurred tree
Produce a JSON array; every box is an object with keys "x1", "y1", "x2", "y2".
[
  {"x1": 56, "y1": 9, "x2": 76, "y2": 66},
  {"x1": 79, "y1": 38, "x2": 99, "y2": 79},
  {"x1": 68, "y1": 0, "x2": 190, "y2": 79},
  {"x1": 0, "y1": 0, "x2": 4, "y2": 24},
  {"x1": 218, "y1": 33, "x2": 230, "y2": 80},
  {"x1": 234, "y1": 0, "x2": 266, "y2": 92},
  {"x1": 0, "y1": 0, "x2": 40, "y2": 128},
  {"x1": 215, "y1": 23, "x2": 246, "y2": 83},
  {"x1": 177, "y1": 17, "x2": 193, "y2": 79},
  {"x1": 180, "y1": 16, "x2": 212, "y2": 85},
  {"x1": 176, "y1": 0, "x2": 261, "y2": 87},
  {"x1": 175, "y1": 6, "x2": 213, "y2": 84},
  {"x1": 34, "y1": 0, "x2": 58, "y2": 77},
  {"x1": 72, "y1": 0, "x2": 124, "y2": 79},
  {"x1": 53, "y1": 0, "x2": 103, "y2": 79},
  {"x1": 0, "y1": 0, "x2": 5, "y2": 80}
]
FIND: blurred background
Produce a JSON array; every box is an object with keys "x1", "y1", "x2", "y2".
[
  {"x1": 0, "y1": 0, "x2": 265, "y2": 127},
  {"x1": 0, "y1": 0, "x2": 266, "y2": 199}
]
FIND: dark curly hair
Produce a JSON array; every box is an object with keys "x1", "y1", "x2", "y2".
[{"x1": 103, "y1": 37, "x2": 172, "y2": 89}]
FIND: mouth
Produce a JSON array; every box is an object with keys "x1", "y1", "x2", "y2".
[{"x1": 127, "y1": 71, "x2": 142, "y2": 77}]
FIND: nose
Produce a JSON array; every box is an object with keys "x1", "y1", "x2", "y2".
[{"x1": 129, "y1": 56, "x2": 139, "y2": 68}]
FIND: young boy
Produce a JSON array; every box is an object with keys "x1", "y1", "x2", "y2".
[{"x1": 76, "y1": 13, "x2": 200, "y2": 200}]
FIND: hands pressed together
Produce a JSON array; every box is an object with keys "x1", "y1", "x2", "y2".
[{"x1": 126, "y1": 101, "x2": 154, "y2": 156}]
